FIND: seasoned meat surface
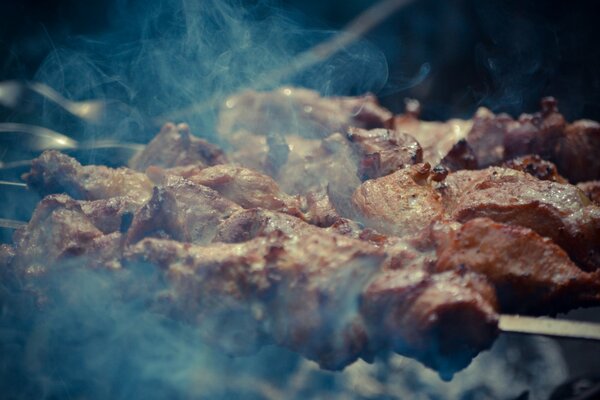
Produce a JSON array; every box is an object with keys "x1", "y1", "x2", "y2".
[
  {"x1": 502, "y1": 154, "x2": 566, "y2": 182},
  {"x1": 129, "y1": 122, "x2": 227, "y2": 171},
  {"x1": 126, "y1": 225, "x2": 498, "y2": 379},
  {"x1": 218, "y1": 87, "x2": 393, "y2": 140},
  {"x1": 347, "y1": 127, "x2": 423, "y2": 180},
  {"x1": 351, "y1": 164, "x2": 444, "y2": 237},
  {"x1": 127, "y1": 176, "x2": 242, "y2": 244},
  {"x1": 392, "y1": 111, "x2": 473, "y2": 167},
  {"x1": 438, "y1": 167, "x2": 600, "y2": 271},
  {"x1": 24, "y1": 150, "x2": 153, "y2": 204},
  {"x1": 434, "y1": 218, "x2": 600, "y2": 314},
  {"x1": 10, "y1": 195, "x2": 125, "y2": 274}
]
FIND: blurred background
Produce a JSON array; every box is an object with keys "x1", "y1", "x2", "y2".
[{"x1": 1, "y1": 0, "x2": 599, "y2": 123}]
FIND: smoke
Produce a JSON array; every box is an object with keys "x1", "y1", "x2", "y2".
[
  {"x1": 31, "y1": 0, "x2": 388, "y2": 147},
  {"x1": 0, "y1": 0, "x2": 574, "y2": 398}
]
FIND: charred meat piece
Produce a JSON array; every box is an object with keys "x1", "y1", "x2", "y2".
[
  {"x1": 578, "y1": 181, "x2": 600, "y2": 205},
  {"x1": 218, "y1": 87, "x2": 393, "y2": 140},
  {"x1": 127, "y1": 176, "x2": 242, "y2": 244},
  {"x1": 392, "y1": 108, "x2": 473, "y2": 167},
  {"x1": 347, "y1": 127, "x2": 423, "y2": 180},
  {"x1": 9, "y1": 195, "x2": 125, "y2": 275},
  {"x1": 439, "y1": 139, "x2": 478, "y2": 171},
  {"x1": 503, "y1": 98, "x2": 600, "y2": 183},
  {"x1": 503, "y1": 97, "x2": 566, "y2": 163},
  {"x1": 438, "y1": 167, "x2": 600, "y2": 271},
  {"x1": 362, "y1": 264, "x2": 498, "y2": 380},
  {"x1": 552, "y1": 119, "x2": 600, "y2": 183},
  {"x1": 126, "y1": 230, "x2": 386, "y2": 371},
  {"x1": 435, "y1": 218, "x2": 600, "y2": 315},
  {"x1": 351, "y1": 164, "x2": 444, "y2": 237},
  {"x1": 24, "y1": 150, "x2": 153, "y2": 204},
  {"x1": 126, "y1": 223, "x2": 498, "y2": 379},
  {"x1": 161, "y1": 164, "x2": 304, "y2": 216},
  {"x1": 502, "y1": 154, "x2": 567, "y2": 182},
  {"x1": 464, "y1": 107, "x2": 515, "y2": 168},
  {"x1": 129, "y1": 122, "x2": 227, "y2": 171}
]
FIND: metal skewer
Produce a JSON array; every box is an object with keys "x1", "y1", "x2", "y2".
[{"x1": 499, "y1": 315, "x2": 600, "y2": 341}]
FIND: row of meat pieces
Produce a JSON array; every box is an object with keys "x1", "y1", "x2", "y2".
[
  {"x1": 1, "y1": 147, "x2": 599, "y2": 379},
  {"x1": 2, "y1": 87, "x2": 600, "y2": 380}
]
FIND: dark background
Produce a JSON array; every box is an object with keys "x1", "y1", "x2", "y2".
[{"x1": 1, "y1": 0, "x2": 600, "y2": 122}]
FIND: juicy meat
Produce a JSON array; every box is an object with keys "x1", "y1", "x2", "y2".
[
  {"x1": 166, "y1": 164, "x2": 304, "y2": 216},
  {"x1": 129, "y1": 122, "x2": 227, "y2": 171},
  {"x1": 578, "y1": 181, "x2": 600, "y2": 205},
  {"x1": 351, "y1": 164, "x2": 444, "y2": 237},
  {"x1": 552, "y1": 119, "x2": 600, "y2": 183},
  {"x1": 362, "y1": 265, "x2": 498, "y2": 380},
  {"x1": 126, "y1": 230, "x2": 386, "y2": 371},
  {"x1": 126, "y1": 218, "x2": 498, "y2": 379},
  {"x1": 435, "y1": 218, "x2": 600, "y2": 314},
  {"x1": 347, "y1": 127, "x2": 423, "y2": 180},
  {"x1": 127, "y1": 176, "x2": 242, "y2": 244},
  {"x1": 218, "y1": 87, "x2": 393, "y2": 140},
  {"x1": 464, "y1": 107, "x2": 514, "y2": 168},
  {"x1": 392, "y1": 110, "x2": 473, "y2": 167},
  {"x1": 502, "y1": 154, "x2": 566, "y2": 182},
  {"x1": 24, "y1": 150, "x2": 153, "y2": 204},
  {"x1": 9, "y1": 195, "x2": 125, "y2": 275},
  {"x1": 439, "y1": 139, "x2": 478, "y2": 171},
  {"x1": 438, "y1": 167, "x2": 600, "y2": 271},
  {"x1": 503, "y1": 98, "x2": 600, "y2": 183}
]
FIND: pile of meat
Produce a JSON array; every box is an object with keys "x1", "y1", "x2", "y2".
[{"x1": 2, "y1": 87, "x2": 600, "y2": 380}]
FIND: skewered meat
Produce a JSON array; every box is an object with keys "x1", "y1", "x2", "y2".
[
  {"x1": 434, "y1": 217, "x2": 600, "y2": 314},
  {"x1": 126, "y1": 224, "x2": 498, "y2": 379},
  {"x1": 9, "y1": 195, "x2": 126, "y2": 274},
  {"x1": 154, "y1": 164, "x2": 304, "y2": 216},
  {"x1": 23, "y1": 150, "x2": 153, "y2": 204},
  {"x1": 126, "y1": 176, "x2": 242, "y2": 244},
  {"x1": 502, "y1": 154, "x2": 566, "y2": 182},
  {"x1": 392, "y1": 104, "x2": 473, "y2": 167},
  {"x1": 346, "y1": 127, "x2": 423, "y2": 180},
  {"x1": 129, "y1": 122, "x2": 227, "y2": 171},
  {"x1": 438, "y1": 167, "x2": 600, "y2": 271},
  {"x1": 351, "y1": 163, "x2": 444, "y2": 237},
  {"x1": 218, "y1": 87, "x2": 393, "y2": 140},
  {"x1": 504, "y1": 98, "x2": 600, "y2": 183},
  {"x1": 463, "y1": 107, "x2": 514, "y2": 168}
]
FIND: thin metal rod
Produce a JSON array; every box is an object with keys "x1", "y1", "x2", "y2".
[
  {"x1": 158, "y1": 0, "x2": 416, "y2": 123},
  {"x1": 499, "y1": 315, "x2": 600, "y2": 341},
  {"x1": 0, "y1": 180, "x2": 27, "y2": 188},
  {"x1": 0, "y1": 218, "x2": 26, "y2": 229}
]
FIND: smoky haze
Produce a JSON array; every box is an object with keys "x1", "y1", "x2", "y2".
[{"x1": 0, "y1": 0, "x2": 595, "y2": 398}]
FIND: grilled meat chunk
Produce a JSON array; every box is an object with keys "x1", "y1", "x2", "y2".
[
  {"x1": 434, "y1": 218, "x2": 600, "y2": 314},
  {"x1": 127, "y1": 221, "x2": 498, "y2": 379},
  {"x1": 218, "y1": 87, "x2": 393, "y2": 140},
  {"x1": 127, "y1": 176, "x2": 242, "y2": 244},
  {"x1": 24, "y1": 150, "x2": 153, "y2": 204},
  {"x1": 129, "y1": 122, "x2": 227, "y2": 171},
  {"x1": 164, "y1": 164, "x2": 304, "y2": 216},
  {"x1": 347, "y1": 127, "x2": 423, "y2": 180},
  {"x1": 438, "y1": 167, "x2": 600, "y2": 271},
  {"x1": 392, "y1": 108, "x2": 473, "y2": 167},
  {"x1": 9, "y1": 195, "x2": 125, "y2": 274},
  {"x1": 351, "y1": 164, "x2": 444, "y2": 237},
  {"x1": 464, "y1": 107, "x2": 514, "y2": 168},
  {"x1": 504, "y1": 98, "x2": 600, "y2": 183},
  {"x1": 502, "y1": 154, "x2": 566, "y2": 182}
]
